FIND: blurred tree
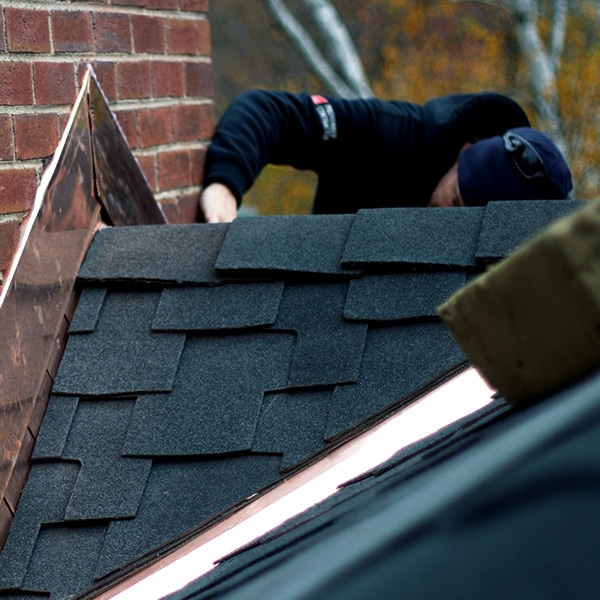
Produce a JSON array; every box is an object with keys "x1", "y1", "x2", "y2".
[
  {"x1": 209, "y1": 0, "x2": 600, "y2": 213},
  {"x1": 264, "y1": 0, "x2": 373, "y2": 97}
]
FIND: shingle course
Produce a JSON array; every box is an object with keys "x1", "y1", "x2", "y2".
[
  {"x1": 342, "y1": 207, "x2": 485, "y2": 268},
  {"x1": 78, "y1": 224, "x2": 228, "y2": 284},
  {"x1": 152, "y1": 282, "x2": 284, "y2": 332},
  {"x1": 215, "y1": 215, "x2": 356, "y2": 276},
  {"x1": 344, "y1": 271, "x2": 466, "y2": 322},
  {"x1": 476, "y1": 200, "x2": 587, "y2": 261}
]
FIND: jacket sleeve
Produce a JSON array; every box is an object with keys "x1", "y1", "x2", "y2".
[{"x1": 202, "y1": 90, "x2": 390, "y2": 204}]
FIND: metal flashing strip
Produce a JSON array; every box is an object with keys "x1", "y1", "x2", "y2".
[
  {"x1": 87, "y1": 72, "x2": 166, "y2": 227},
  {"x1": 0, "y1": 71, "x2": 102, "y2": 503},
  {"x1": 0, "y1": 65, "x2": 166, "y2": 531},
  {"x1": 96, "y1": 367, "x2": 494, "y2": 600},
  {"x1": 246, "y1": 369, "x2": 600, "y2": 600}
]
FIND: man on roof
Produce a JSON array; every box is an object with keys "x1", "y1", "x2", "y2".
[{"x1": 199, "y1": 90, "x2": 573, "y2": 223}]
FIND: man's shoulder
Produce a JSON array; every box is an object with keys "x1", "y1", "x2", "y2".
[{"x1": 422, "y1": 92, "x2": 530, "y2": 146}]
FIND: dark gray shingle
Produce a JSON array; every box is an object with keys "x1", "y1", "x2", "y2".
[
  {"x1": 342, "y1": 207, "x2": 485, "y2": 268},
  {"x1": 22, "y1": 525, "x2": 107, "y2": 600},
  {"x1": 273, "y1": 283, "x2": 368, "y2": 387},
  {"x1": 252, "y1": 390, "x2": 332, "y2": 470},
  {"x1": 68, "y1": 287, "x2": 106, "y2": 333},
  {"x1": 78, "y1": 224, "x2": 229, "y2": 284},
  {"x1": 31, "y1": 395, "x2": 79, "y2": 460},
  {"x1": 152, "y1": 283, "x2": 284, "y2": 332},
  {"x1": 477, "y1": 200, "x2": 587, "y2": 261},
  {"x1": 344, "y1": 271, "x2": 466, "y2": 322},
  {"x1": 215, "y1": 215, "x2": 356, "y2": 276},
  {"x1": 0, "y1": 462, "x2": 80, "y2": 589}
]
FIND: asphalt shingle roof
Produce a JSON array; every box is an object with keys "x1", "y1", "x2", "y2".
[{"x1": 0, "y1": 201, "x2": 584, "y2": 600}]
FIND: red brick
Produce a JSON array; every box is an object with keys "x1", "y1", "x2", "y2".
[
  {"x1": 160, "y1": 192, "x2": 199, "y2": 223},
  {"x1": 146, "y1": 0, "x2": 179, "y2": 9},
  {"x1": 113, "y1": 110, "x2": 138, "y2": 149},
  {"x1": 176, "y1": 192, "x2": 201, "y2": 222},
  {"x1": 34, "y1": 63, "x2": 77, "y2": 106},
  {"x1": 0, "y1": 116, "x2": 14, "y2": 161},
  {"x1": 132, "y1": 15, "x2": 165, "y2": 54},
  {"x1": 167, "y1": 19, "x2": 199, "y2": 55},
  {"x1": 158, "y1": 150, "x2": 191, "y2": 190},
  {"x1": 5, "y1": 8, "x2": 51, "y2": 53},
  {"x1": 14, "y1": 114, "x2": 60, "y2": 161},
  {"x1": 185, "y1": 61, "x2": 214, "y2": 98},
  {"x1": 190, "y1": 147, "x2": 206, "y2": 186},
  {"x1": 52, "y1": 11, "x2": 94, "y2": 53},
  {"x1": 58, "y1": 113, "x2": 71, "y2": 138},
  {"x1": 172, "y1": 103, "x2": 214, "y2": 140},
  {"x1": 197, "y1": 19, "x2": 211, "y2": 55},
  {"x1": 0, "y1": 62, "x2": 33, "y2": 106},
  {"x1": 84, "y1": 61, "x2": 117, "y2": 102},
  {"x1": 199, "y1": 103, "x2": 215, "y2": 138},
  {"x1": 153, "y1": 61, "x2": 185, "y2": 97},
  {"x1": 116, "y1": 61, "x2": 152, "y2": 100},
  {"x1": 94, "y1": 12, "x2": 132, "y2": 53},
  {"x1": 136, "y1": 154, "x2": 157, "y2": 192},
  {"x1": 139, "y1": 107, "x2": 173, "y2": 148},
  {"x1": 181, "y1": 0, "x2": 209, "y2": 12},
  {"x1": 0, "y1": 169, "x2": 38, "y2": 213},
  {"x1": 0, "y1": 219, "x2": 21, "y2": 271}
]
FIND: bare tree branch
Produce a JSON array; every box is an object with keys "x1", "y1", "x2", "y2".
[
  {"x1": 302, "y1": 0, "x2": 373, "y2": 97},
  {"x1": 506, "y1": 0, "x2": 569, "y2": 157},
  {"x1": 264, "y1": 0, "x2": 360, "y2": 97},
  {"x1": 550, "y1": 0, "x2": 569, "y2": 69}
]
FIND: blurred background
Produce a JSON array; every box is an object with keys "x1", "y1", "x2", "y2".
[{"x1": 210, "y1": 0, "x2": 600, "y2": 215}]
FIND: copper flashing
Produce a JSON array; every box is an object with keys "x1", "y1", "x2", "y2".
[
  {"x1": 88, "y1": 74, "x2": 165, "y2": 226},
  {"x1": 0, "y1": 65, "x2": 166, "y2": 546}
]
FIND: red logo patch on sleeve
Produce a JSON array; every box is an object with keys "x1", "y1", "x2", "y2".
[
  {"x1": 311, "y1": 95, "x2": 337, "y2": 141},
  {"x1": 311, "y1": 94, "x2": 329, "y2": 105}
]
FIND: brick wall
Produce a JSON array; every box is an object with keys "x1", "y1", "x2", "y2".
[{"x1": 0, "y1": 0, "x2": 214, "y2": 284}]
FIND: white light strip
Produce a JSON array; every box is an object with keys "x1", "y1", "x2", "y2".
[{"x1": 103, "y1": 367, "x2": 494, "y2": 600}]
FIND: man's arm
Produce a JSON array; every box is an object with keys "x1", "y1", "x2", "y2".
[{"x1": 199, "y1": 90, "x2": 387, "y2": 221}]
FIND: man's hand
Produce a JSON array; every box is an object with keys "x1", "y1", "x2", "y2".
[{"x1": 199, "y1": 183, "x2": 238, "y2": 223}]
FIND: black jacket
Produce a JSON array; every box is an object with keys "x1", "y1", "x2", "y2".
[{"x1": 203, "y1": 90, "x2": 530, "y2": 214}]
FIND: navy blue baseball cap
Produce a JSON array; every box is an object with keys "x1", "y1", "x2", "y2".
[{"x1": 458, "y1": 127, "x2": 573, "y2": 206}]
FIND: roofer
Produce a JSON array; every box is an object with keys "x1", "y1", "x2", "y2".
[{"x1": 199, "y1": 90, "x2": 573, "y2": 223}]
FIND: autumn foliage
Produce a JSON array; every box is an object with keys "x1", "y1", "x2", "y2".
[{"x1": 211, "y1": 0, "x2": 600, "y2": 214}]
